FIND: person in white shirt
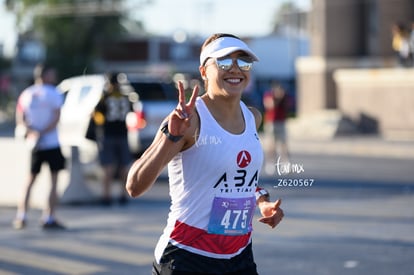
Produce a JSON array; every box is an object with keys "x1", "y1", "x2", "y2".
[
  {"x1": 126, "y1": 33, "x2": 284, "y2": 275},
  {"x1": 13, "y1": 64, "x2": 66, "y2": 230}
]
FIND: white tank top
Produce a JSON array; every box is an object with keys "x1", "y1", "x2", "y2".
[{"x1": 155, "y1": 97, "x2": 264, "y2": 262}]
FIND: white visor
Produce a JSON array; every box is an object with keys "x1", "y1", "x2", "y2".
[{"x1": 200, "y1": 37, "x2": 259, "y2": 65}]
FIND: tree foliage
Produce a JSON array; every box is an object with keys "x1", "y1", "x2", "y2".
[
  {"x1": 271, "y1": 1, "x2": 302, "y2": 33},
  {"x1": 6, "y1": 0, "x2": 137, "y2": 79}
]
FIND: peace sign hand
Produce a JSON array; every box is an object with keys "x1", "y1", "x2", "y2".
[{"x1": 167, "y1": 81, "x2": 199, "y2": 137}]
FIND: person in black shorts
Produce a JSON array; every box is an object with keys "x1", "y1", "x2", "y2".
[{"x1": 13, "y1": 64, "x2": 66, "y2": 230}]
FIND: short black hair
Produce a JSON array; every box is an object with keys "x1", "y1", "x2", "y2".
[
  {"x1": 106, "y1": 72, "x2": 119, "y2": 85},
  {"x1": 33, "y1": 63, "x2": 54, "y2": 80}
]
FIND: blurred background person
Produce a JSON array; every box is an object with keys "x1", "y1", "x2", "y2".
[
  {"x1": 262, "y1": 83, "x2": 290, "y2": 175},
  {"x1": 410, "y1": 22, "x2": 414, "y2": 66},
  {"x1": 92, "y1": 72, "x2": 133, "y2": 206},
  {"x1": 391, "y1": 22, "x2": 412, "y2": 67},
  {"x1": 13, "y1": 64, "x2": 66, "y2": 230}
]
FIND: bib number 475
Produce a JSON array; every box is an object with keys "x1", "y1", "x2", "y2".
[
  {"x1": 208, "y1": 197, "x2": 255, "y2": 235},
  {"x1": 221, "y1": 209, "x2": 249, "y2": 230}
]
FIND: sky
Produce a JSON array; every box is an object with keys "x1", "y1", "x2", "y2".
[
  {"x1": 134, "y1": 0, "x2": 311, "y2": 37},
  {"x1": 0, "y1": 0, "x2": 311, "y2": 57}
]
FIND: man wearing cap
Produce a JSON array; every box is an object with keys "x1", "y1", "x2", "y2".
[{"x1": 126, "y1": 33, "x2": 284, "y2": 275}]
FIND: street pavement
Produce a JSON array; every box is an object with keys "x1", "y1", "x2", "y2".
[{"x1": 1, "y1": 127, "x2": 414, "y2": 274}]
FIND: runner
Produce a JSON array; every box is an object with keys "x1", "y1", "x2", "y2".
[{"x1": 126, "y1": 33, "x2": 284, "y2": 275}]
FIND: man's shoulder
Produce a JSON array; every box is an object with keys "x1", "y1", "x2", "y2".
[
  {"x1": 108, "y1": 90, "x2": 127, "y2": 98},
  {"x1": 43, "y1": 84, "x2": 59, "y2": 91},
  {"x1": 21, "y1": 84, "x2": 36, "y2": 93}
]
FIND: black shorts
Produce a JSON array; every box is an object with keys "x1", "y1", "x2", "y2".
[
  {"x1": 98, "y1": 136, "x2": 131, "y2": 166},
  {"x1": 31, "y1": 147, "x2": 66, "y2": 174},
  {"x1": 152, "y1": 243, "x2": 258, "y2": 275}
]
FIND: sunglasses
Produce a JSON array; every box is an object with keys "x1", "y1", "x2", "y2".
[{"x1": 214, "y1": 57, "x2": 253, "y2": 72}]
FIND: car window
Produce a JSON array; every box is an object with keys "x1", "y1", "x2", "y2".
[
  {"x1": 79, "y1": 86, "x2": 93, "y2": 103},
  {"x1": 61, "y1": 90, "x2": 69, "y2": 104},
  {"x1": 130, "y1": 82, "x2": 177, "y2": 101}
]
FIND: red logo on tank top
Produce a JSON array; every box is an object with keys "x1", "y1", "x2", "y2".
[{"x1": 237, "y1": 150, "x2": 251, "y2": 168}]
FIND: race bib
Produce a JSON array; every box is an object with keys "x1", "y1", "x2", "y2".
[{"x1": 207, "y1": 196, "x2": 255, "y2": 235}]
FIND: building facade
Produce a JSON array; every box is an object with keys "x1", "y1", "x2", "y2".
[{"x1": 295, "y1": 0, "x2": 414, "y2": 138}]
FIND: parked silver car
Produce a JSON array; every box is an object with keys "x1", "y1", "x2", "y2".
[
  {"x1": 125, "y1": 76, "x2": 179, "y2": 156},
  {"x1": 57, "y1": 74, "x2": 178, "y2": 166}
]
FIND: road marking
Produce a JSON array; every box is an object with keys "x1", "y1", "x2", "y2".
[{"x1": 0, "y1": 247, "x2": 105, "y2": 275}]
